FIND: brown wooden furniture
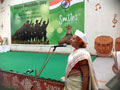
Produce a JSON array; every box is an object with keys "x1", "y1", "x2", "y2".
[
  {"x1": 115, "y1": 37, "x2": 120, "y2": 51},
  {"x1": 95, "y1": 35, "x2": 113, "y2": 56}
]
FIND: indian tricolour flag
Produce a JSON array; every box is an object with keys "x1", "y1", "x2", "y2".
[
  {"x1": 48, "y1": 0, "x2": 84, "y2": 44},
  {"x1": 49, "y1": 0, "x2": 84, "y2": 10}
]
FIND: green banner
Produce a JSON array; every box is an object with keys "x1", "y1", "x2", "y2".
[{"x1": 11, "y1": 0, "x2": 84, "y2": 44}]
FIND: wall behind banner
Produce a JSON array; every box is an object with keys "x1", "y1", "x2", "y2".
[
  {"x1": 11, "y1": 0, "x2": 84, "y2": 45},
  {"x1": 0, "y1": 0, "x2": 120, "y2": 55}
]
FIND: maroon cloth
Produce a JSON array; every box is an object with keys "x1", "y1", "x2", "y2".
[{"x1": 72, "y1": 62, "x2": 80, "y2": 70}]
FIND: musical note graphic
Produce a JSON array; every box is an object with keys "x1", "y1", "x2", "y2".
[
  {"x1": 112, "y1": 14, "x2": 118, "y2": 28},
  {"x1": 0, "y1": 22, "x2": 3, "y2": 30},
  {"x1": 95, "y1": 3, "x2": 101, "y2": 11},
  {"x1": 0, "y1": 0, "x2": 4, "y2": 4}
]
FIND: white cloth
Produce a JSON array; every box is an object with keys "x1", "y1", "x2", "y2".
[
  {"x1": 115, "y1": 51, "x2": 120, "y2": 70},
  {"x1": 0, "y1": 45, "x2": 10, "y2": 53},
  {"x1": 74, "y1": 30, "x2": 88, "y2": 44},
  {"x1": 65, "y1": 49, "x2": 99, "y2": 90},
  {"x1": 64, "y1": 75, "x2": 82, "y2": 90}
]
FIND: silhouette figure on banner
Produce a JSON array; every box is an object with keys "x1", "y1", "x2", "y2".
[
  {"x1": 41, "y1": 19, "x2": 49, "y2": 43},
  {"x1": 12, "y1": 18, "x2": 49, "y2": 44}
]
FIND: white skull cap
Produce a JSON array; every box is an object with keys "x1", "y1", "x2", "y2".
[{"x1": 74, "y1": 30, "x2": 88, "y2": 44}]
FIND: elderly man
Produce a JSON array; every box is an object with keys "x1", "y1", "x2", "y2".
[{"x1": 61, "y1": 30, "x2": 99, "y2": 90}]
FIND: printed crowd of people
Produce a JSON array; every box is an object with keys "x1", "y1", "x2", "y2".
[{"x1": 12, "y1": 18, "x2": 49, "y2": 44}]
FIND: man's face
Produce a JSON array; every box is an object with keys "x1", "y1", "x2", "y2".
[{"x1": 71, "y1": 35, "x2": 80, "y2": 48}]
